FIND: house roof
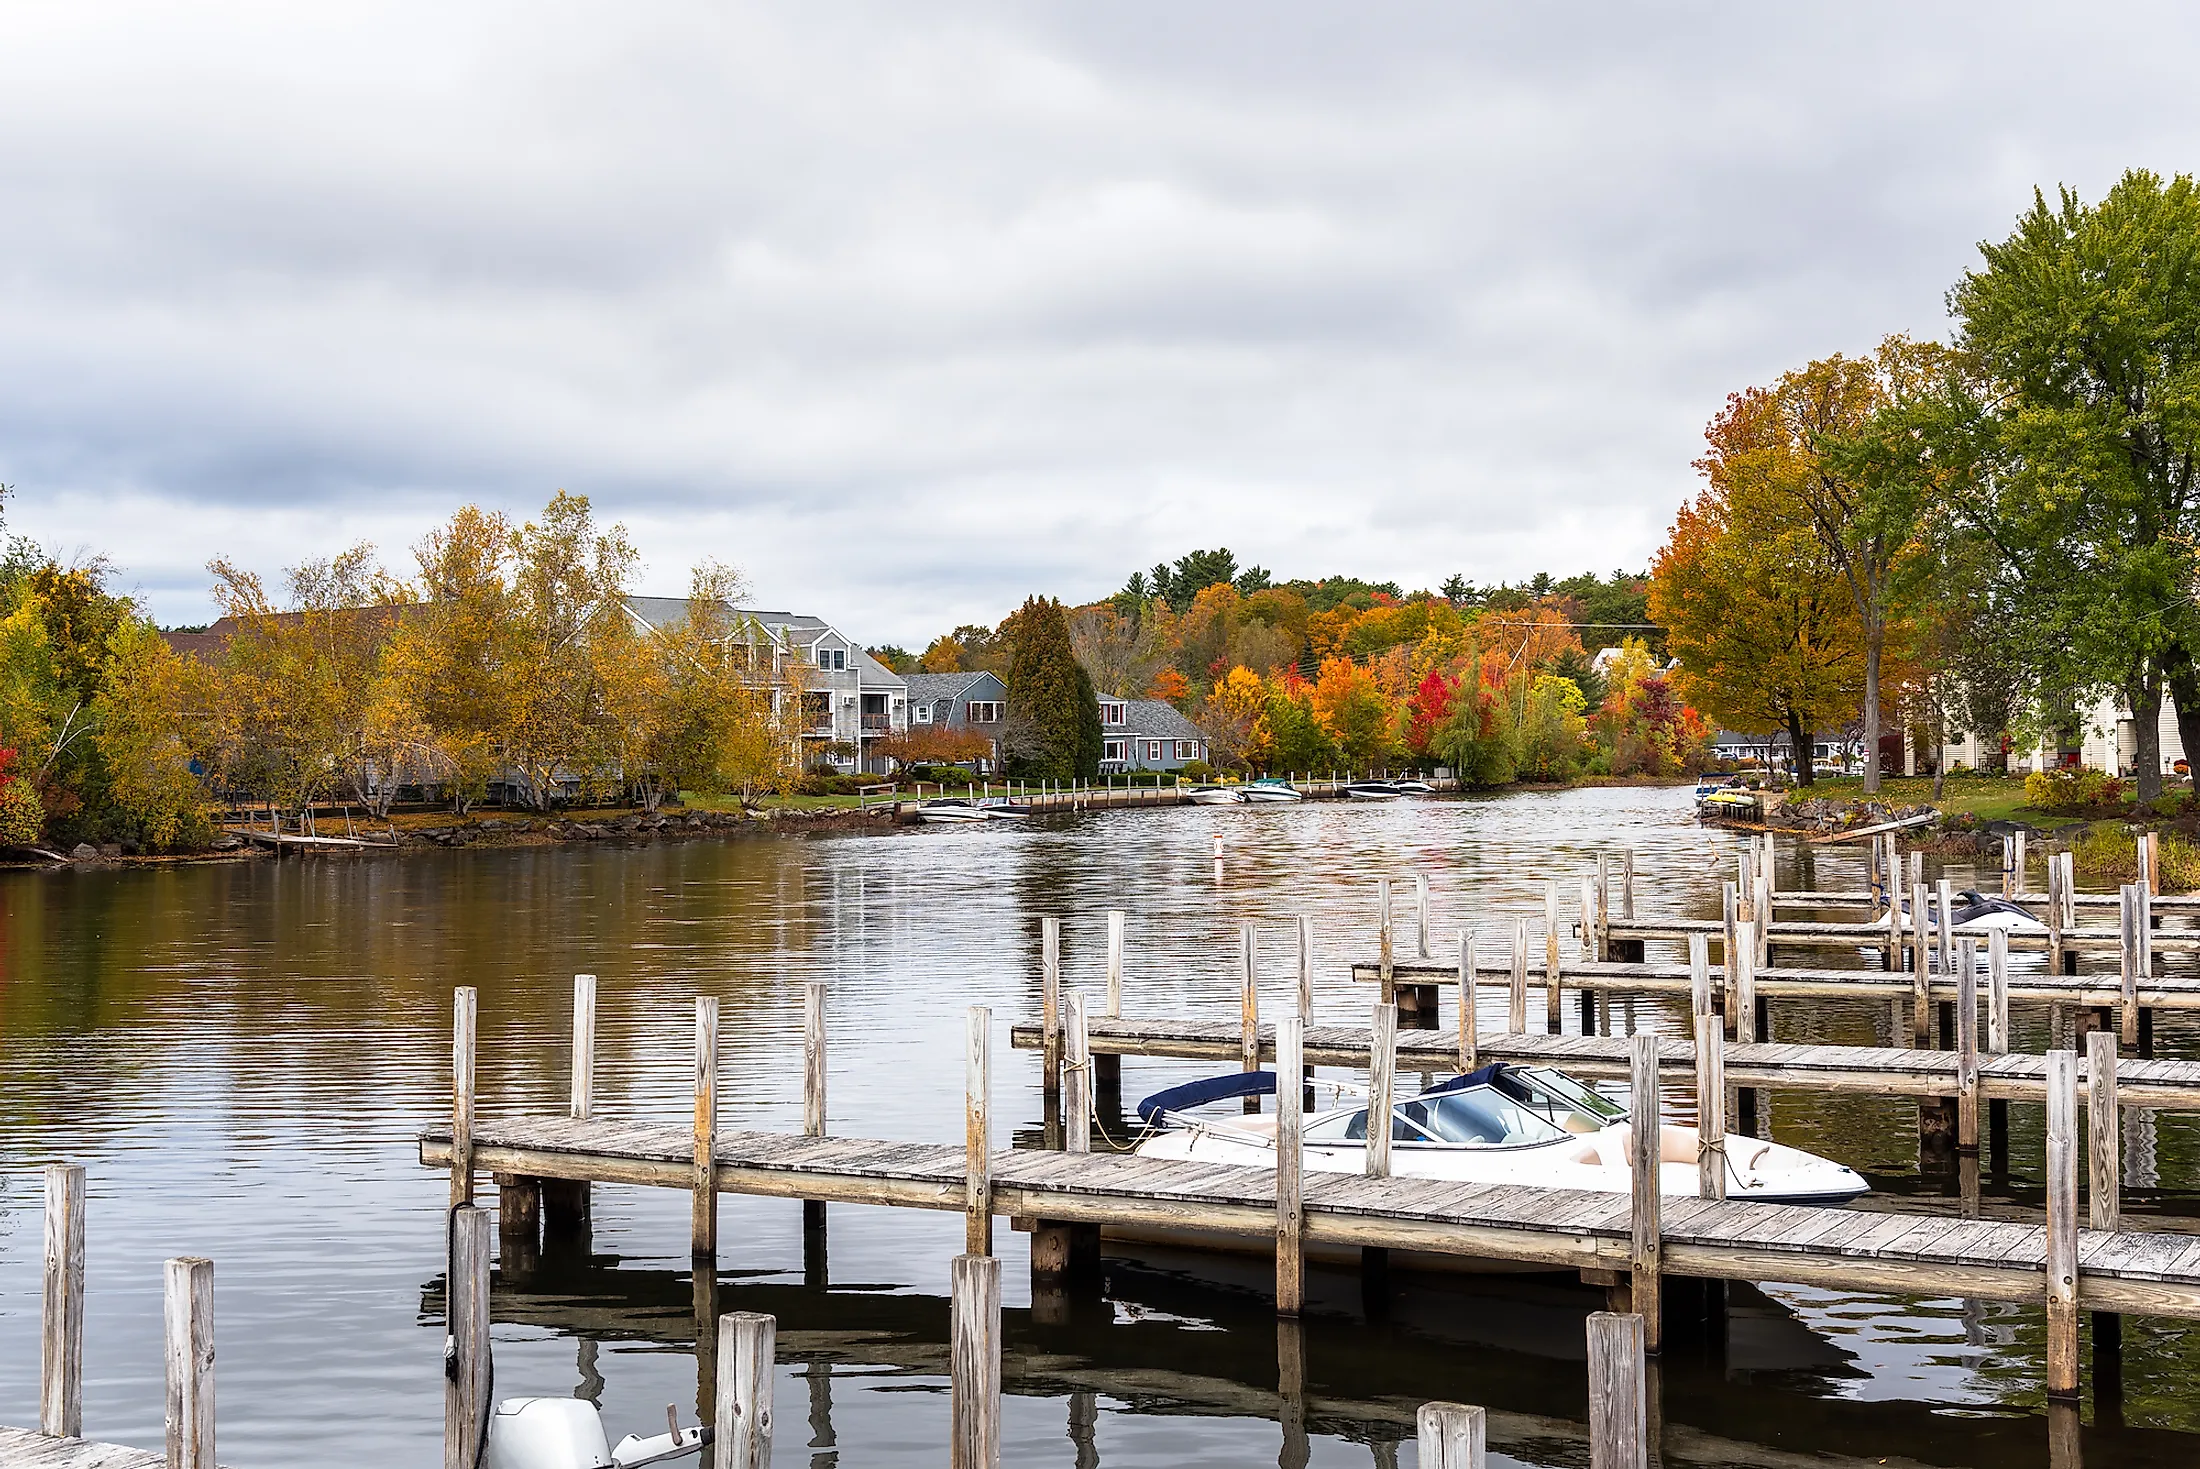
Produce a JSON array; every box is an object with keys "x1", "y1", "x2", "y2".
[
  {"x1": 1106, "y1": 699, "x2": 1202, "y2": 741},
  {"x1": 904, "y1": 671, "x2": 1002, "y2": 704},
  {"x1": 159, "y1": 605, "x2": 419, "y2": 662},
  {"x1": 623, "y1": 596, "x2": 904, "y2": 688}
]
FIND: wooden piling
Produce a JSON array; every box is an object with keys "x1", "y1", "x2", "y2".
[
  {"x1": 1730, "y1": 923, "x2": 1756, "y2": 1044},
  {"x1": 444, "y1": 1209, "x2": 489, "y2": 1469},
  {"x1": 1987, "y1": 931, "x2": 2009, "y2": 1054},
  {"x1": 1688, "y1": 933, "x2": 1711, "y2": 1035},
  {"x1": 1417, "y1": 872, "x2": 1432, "y2": 959},
  {"x1": 1509, "y1": 918, "x2": 1530, "y2": 1034},
  {"x1": 1240, "y1": 923, "x2": 1261, "y2": 1084},
  {"x1": 1415, "y1": 1402, "x2": 1487, "y2": 1469},
  {"x1": 2001, "y1": 833, "x2": 2014, "y2": 897},
  {"x1": 1935, "y1": 878, "x2": 1955, "y2": 988},
  {"x1": 1956, "y1": 940, "x2": 1979, "y2": 1154},
  {"x1": 1720, "y1": 882, "x2": 1739, "y2": 987},
  {"x1": 1628, "y1": 1035, "x2": 1660, "y2": 1351},
  {"x1": 1694, "y1": 1012, "x2": 1726, "y2": 1202},
  {"x1": 163, "y1": 1256, "x2": 216, "y2": 1469},
  {"x1": 1623, "y1": 849, "x2": 1635, "y2": 919},
  {"x1": 543, "y1": 974, "x2": 597, "y2": 1245},
  {"x1": 571, "y1": 974, "x2": 597, "y2": 1118},
  {"x1": 42, "y1": 1163, "x2": 84, "y2": 1439},
  {"x1": 451, "y1": 986, "x2": 477, "y2": 1209},
  {"x1": 1367, "y1": 1003, "x2": 1398, "y2": 1179},
  {"x1": 1276, "y1": 1014, "x2": 1305, "y2": 1317},
  {"x1": 1545, "y1": 879, "x2": 1563, "y2": 1031},
  {"x1": 693, "y1": 996, "x2": 719, "y2": 1260},
  {"x1": 1587, "y1": 1312, "x2": 1648, "y2": 1469},
  {"x1": 1580, "y1": 876, "x2": 1600, "y2": 965},
  {"x1": 1296, "y1": 914, "x2": 1314, "y2": 1021},
  {"x1": 1065, "y1": 992, "x2": 1092, "y2": 1154},
  {"x1": 950, "y1": 1254, "x2": 1002, "y2": 1469},
  {"x1": 2047, "y1": 854, "x2": 2066, "y2": 974},
  {"x1": 1598, "y1": 851, "x2": 1613, "y2": 956},
  {"x1": 715, "y1": 1311, "x2": 776, "y2": 1469},
  {"x1": 2120, "y1": 885, "x2": 2141, "y2": 1049},
  {"x1": 2088, "y1": 1031, "x2": 2119, "y2": 1233},
  {"x1": 1042, "y1": 916, "x2": 1062, "y2": 1098},
  {"x1": 1458, "y1": 930, "x2": 1477, "y2": 1073},
  {"x1": 1378, "y1": 877, "x2": 1395, "y2": 1003},
  {"x1": 2045, "y1": 1049, "x2": 2080, "y2": 1401},
  {"x1": 965, "y1": 1007, "x2": 992, "y2": 1256},
  {"x1": 1106, "y1": 910, "x2": 1125, "y2": 1018},
  {"x1": 804, "y1": 980, "x2": 828, "y2": 1139},
  {"x1": 2141, "y1": 829, "x2": 2159, "y2": 895},
  {"x1": 1909, "y1": 883, "x2": 1931, "y2": 1046}
]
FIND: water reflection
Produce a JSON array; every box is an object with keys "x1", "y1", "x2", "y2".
[{"x1": 1, "y1": 785, "x2": 2198, "y2": 1466}]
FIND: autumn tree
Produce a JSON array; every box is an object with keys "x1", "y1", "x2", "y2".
[
  {"x1": 1197, "y1": 666, "x2": 1269, "y2": 771},
  {"x1": 1650, "y1": 478, "x2": 1866, "y2": 786},
  {"x1": 1309, "y1": 657, "x2": 1393, "y2": 768},
  {"x1": 383, "y1": 505, "x2": 517, "y2": 811}
]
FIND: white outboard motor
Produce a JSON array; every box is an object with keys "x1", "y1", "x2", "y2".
[{"x1": 484, "y1": 1398, "x2": 707, "y2": 1469}]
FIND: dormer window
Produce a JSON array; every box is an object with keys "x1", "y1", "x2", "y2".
[
  {"x1": 914, "y1": 704, "x2": 932, "y2": 723},
  {"x1": 1099, "y1": 700, "x2": 1127, "y2": 725}
]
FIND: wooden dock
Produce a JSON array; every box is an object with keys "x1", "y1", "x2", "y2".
[
  {"x1": 1008, "y1": 1017, "x2": 2200, "y2": 1110},
  {"x1": 0, "y1": 1427, "x2": 207, "y2": 1469},
  {"x1": 418, "y1": 1114, "x2": 2200, "y2": 1320},
  {"x1": 1597, "y1": 913, "x2": 2200, "y2": 954}
]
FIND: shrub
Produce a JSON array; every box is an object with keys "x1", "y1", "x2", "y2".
[
  {"x1": 2025, "y1": 767, "x2": 2125, "y2": 813},
  {"x1": 1179, "y1": 760, "x2": 1216, "y2": 781},
  {"x1": 0, "y1": 777, "x2": 43, "y2": 847}
]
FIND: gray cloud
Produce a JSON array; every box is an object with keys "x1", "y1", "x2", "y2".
[{"x1": 3, "y1": 1, "x2": 2197, "y2": 642}]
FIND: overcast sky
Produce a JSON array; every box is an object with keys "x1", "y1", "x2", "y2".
[{"x1": 1, "y1": 3, "x2": 2193, "y2": 644}]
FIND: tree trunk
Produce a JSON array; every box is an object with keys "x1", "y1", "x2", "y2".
[
  {"x1": 1862, "y1": 631, "x2": 1882, "y2": 794},
  {"x1": 2162, "y1": 639, "x2": 2200, "y2": 781},
  {"x1": 1787, "y1": 708, "x2": 1815, "y2": 788},
  {"x1": 2131, "y1": 666, "x2": 2165, "y2": 803}
]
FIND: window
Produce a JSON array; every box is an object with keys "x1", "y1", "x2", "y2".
[
  {"x1": 966, "y1": 701, "x2": 1002, "y2": 723},
  {"x1": 1103, "y1": 739, "x2": 1125, "y2": 761},
  {"x1": 1099, "y1": 700, "x2": 1126, "y2": 725},
  {"x1": 1176, "y1": 740, "x2": 1196, "y2": 760},
  {"x1": 1146, "y1": 740, "x2": 1163, "y2": 761},
  {"x1": 913, "y1": 704, "x2": 932, "y2": 723},
  {"x1": 816, "y1": 646, "x2": 844, "y2": 671}
]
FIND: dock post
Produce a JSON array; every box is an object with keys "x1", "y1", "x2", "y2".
[
  {"x1": 1695, "y1": 1012, "x2": 1726, "y2": 1201},
  {"x1": 2001, "y1": 834, "x2": 2015, "y2": 897},
  {"x1": 2059, "y1": 853, "x2": 2079, "y2": 974},
  {"x1": 1587, "y1": 1312, "x2": 1648, "y2": 1469},
  {"x1": 1623, "y1": 849, "x2": 1635, "y2": 919},
  {"x1": 1544, "y1": 879, "x2": 1563, "y2": 1032},
  {"x1": 966, "y1": 1007, "x2": 992, "y2": 1257},
  {"x1": 804, "y1": 979, "x2": 829, "y2": 1270},
  {"x1": 2087, "y1": 1030, "x2": 2119, "y2": 1232},
  {"x1": 1628, "y1": 1035, "x2": 1661, "y2": 1351},
  {"x1": 164, "y1": 1256, "x2": 216, "y2": 1469},
  {"x1": 715, "y1": 1311, "x2": 776, "y2": 1469},
  {"x1": 1730, "y1": 923, "x2": 1756, "y2": 1044},
  {"x1": 1579, "y1": 873, "x2": 1600, "y2": 1034},
  {"x1": 1065, "y1": 992, "x2": 1092, "y2": 1152},
  {"x1": 1276, "y1": 1014, "x2": 1305, "y2": 1317},
  {"x1": 451, "y1": 986, "x2": 477, "y2": 1209},
  {"x1": 950, "y1": 1254, "x2": 1002, "y2": 1469},
  {"x1": 1366, "y1": 1003, "x2": 1397, "y2": 1179},
  {"x1": 2119, "y1": 886, "x2": 2141, "y2": 1049},
  {"x1": 1720, "y1": 882, "x2": 1739, "y2": 994},
  {"x1": 1687, "y1": 933, "x2": 1711, "y2": 1035},
  {"x1": 1417, "y1": 871, "x2": 1432, "y2": 959},
  {"x1": 1508, "y1": 919, "x2": 1530, "y2": 1034},
  {"x1": 444, "y1": 1209, "x2": 489, "y2": 1469},
  {"x1": 1956, "y1": 940, "x2": 1979, "y2": 1154},
  {"x1": 543, "y1": 975, "x2": 596, "y2": 1251},
  {"x1": 1240, "y1": 924, "x2": 1262, "y2": 1100},
  {"x1": 2046, "y1": 855, "x2": 2066, "y2": 975},
  {"x1": 495, "y1": 1171, "x2": 541, "y2": 1280},
  {"x1": 1458, "y1": 931, "x2": 1477, "y2": 1073},
  {"x1": 1297, "y1": 914, "x2": 1316, "y2": 1104},
  {"x1": 1598, "y1": 851, "x2": 1612, "y2": 956},
  {"x1": 1042, "y1": 916, "x2": 1062, "y2": 1098},
  {"x1": 1416, "y1": 1403, "x2": 1487, "y2": 1469},
  {"x1": 1097, "y1": 911, "x2": 1125, "y2": 1100},
  {"x1": 1987, "y1": 930, "x2": 2010, "y2": 1172},
  {"x1": 2045, "y1": 1049, "x2": 2081, "y2": 1402},
  {"x1": 2015, "y1": 830, "x2": 2028, "y2": 895},
  {"x1": 1934, "y1": 878, "x2": 1955, "y2": 990},
  {"x1": 1909, "y1": 884, "x2": 1931, "y2": 1047},
  {"x1": 42, "y1": 1163, "x2": 84, "y2": 1439},
  {"x1": 2140, "y1": 829, "x2": 2158, "y2": 895},
  {"x1": 693, "y1": 996, "x2": 719, "y2": 1260}
]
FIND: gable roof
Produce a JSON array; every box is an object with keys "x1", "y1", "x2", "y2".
[
  {"x1": 904, "y1": 671, "x2": 1003, "y2": 704},
  {"x1": 1108, "y1": 700, "x2": 1201, "y2": 740}
]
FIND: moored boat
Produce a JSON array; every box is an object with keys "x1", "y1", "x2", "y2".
[
  {"x1": 916, "y1": 798, "x2": 991, "y2": 824},
  {"x1": 1238, "y1": 779, "x2": 1305, "y2": 803},
  {"x1": 1184, "y1": 785, "x2": 1248, "y2": 805},
  {"x1": 1341, "y1": 781, "x2": 1402, "y2": 801},
  {"x1": 1133, "y1": 1062, "x2": 1868, "y2": 1207}
]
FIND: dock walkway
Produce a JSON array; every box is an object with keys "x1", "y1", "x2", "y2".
[
  {"x1": 417, "y1": 1117, "x2": 2200, "y2": 1320},
  {"x1": 1008, "y1": 1018, "x2": 2200, "y2": 1110},
  {"x1": 0, "y1": 1426, "x2": 210, "y2": 1468}
]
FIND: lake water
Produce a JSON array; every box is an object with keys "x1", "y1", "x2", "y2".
[{"x1": 2, "y1": 785, "x2": 2197, "y2": 1467}]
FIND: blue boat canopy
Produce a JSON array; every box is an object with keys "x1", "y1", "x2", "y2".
[
  {"x1": 1136, "y1": 1070, "x2": 1277, "y2": 1124},
  {"x1": 1421, "y1": 1062, "x2": 1507, "y2": 1095}
]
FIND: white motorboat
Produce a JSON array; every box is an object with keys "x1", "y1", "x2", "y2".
[
  {"x1": 1184, "y1": 785, "x2": 1247, "y2": 805},
  {"x1": 916, "y1": 798, "x2": 991, "y2": 824},
  {"x1": 1239, "y1": 780, "x2": 1305, "y2": 803},
  {"x1": 1341, "y1": 781, "x2": 1402, "y2": 801},
  {"x1": 1389, "y1": 779, "x2": 1435, "y2": 794},
  {"x1": 1133, "y1": 1063, "x2": 1868, "y2": 1207},
  {"x1": 485, "y1": 1398, "x2": 704, "y2": 1468}
]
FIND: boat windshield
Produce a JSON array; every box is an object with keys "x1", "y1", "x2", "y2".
[
  {"x1": 1498, "y1": 1067, "x2": 1629, "y2": 1132},
  {"x1": 1309, "y1": 1086, "x2": 1570, "y2": 1148}
]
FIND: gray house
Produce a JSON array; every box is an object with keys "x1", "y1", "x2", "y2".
[
  {"x1": 1099, "y1": 698, "x2": 1207, "y2": 773},
  {"x1": 903, "y1": 671, "x2": 1009, "y2": 771}
]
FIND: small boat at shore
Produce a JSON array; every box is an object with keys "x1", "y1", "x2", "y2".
[
  {"x1": 1389, "y1": 778, "x2": 1435, "y2": 794},
  {"x1": 1134, "y1": 1063, "x2": 1868, "y2": 1207},
  {"x1": 916, "y1": 798, "x2": 1029, "y2": 824},
  {"x1": 1341, "y1": 781, "x2": 1402, "y2": 801},
  {"x1": 1184, "y1": 785, "x2": 1248, "y2": 805},
  {"x1": 1239, "y1": 779, "x2": 1304, "y2": 803}
]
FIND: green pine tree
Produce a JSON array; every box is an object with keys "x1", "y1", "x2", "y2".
[{"x1": 1000, "y1": 595, "x2": 1102, "y2": 778}]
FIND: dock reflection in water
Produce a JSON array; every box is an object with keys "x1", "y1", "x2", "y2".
[{"x1": 4, "y1": 784, "x2": 2200, "y2": 1466}]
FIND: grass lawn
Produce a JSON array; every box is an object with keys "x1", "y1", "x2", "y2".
[{"x1": 1800, "y1": 774, "x2": 2081, "y2": 828}]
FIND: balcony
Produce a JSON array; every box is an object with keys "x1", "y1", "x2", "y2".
[
  {"x1": 860, "y1": 715, "x2": 892, "y2": 734},
  {"x1": 803, "y1": 720, "x2": 837, "y2": 738}
]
